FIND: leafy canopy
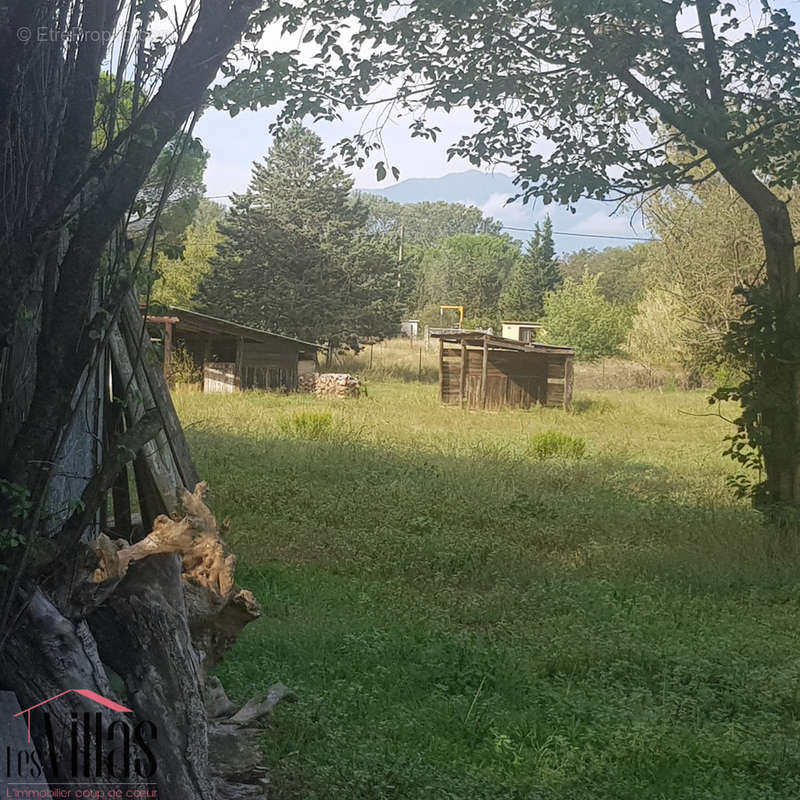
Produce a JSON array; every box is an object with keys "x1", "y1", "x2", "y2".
[
  {"x1": 541, "y1": 272, "x2": 631, "y2": 360},
  {"x1": 562, "y1": 244, "x2": 652, "y2": 305},
  {"x1": 359, "y1": 195, "x2": 503, "y2": 247},
  {"x1": 626, "y1": 174, "x2": 799, "y2": 375},
  {"x1": 218, "y1": 1, "x2": 800, "y2": 206},
  {"x1": 417, "y1": 234, "x2": 521, "y2": 321},
  {"x1": 150, "y1": 202, "x2": 226, "y2": 310}
]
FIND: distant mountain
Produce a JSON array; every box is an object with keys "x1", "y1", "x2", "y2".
[
  {"x1": 358, "y1": 169, "x2": 652, "y2": 251},
  {"x1": 363, "y1": 169, "x2": 517, "y2": 206}
]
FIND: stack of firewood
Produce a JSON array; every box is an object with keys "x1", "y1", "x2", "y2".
[
  {"x1": 297, "y1": 373, "x2": 317, "y2": 393},
  {"x1": 314, "y1": 373, "x2": 361, "y2": 399}
]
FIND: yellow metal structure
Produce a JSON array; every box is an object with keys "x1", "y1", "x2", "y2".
[{"x1": 439, "y1": 305, "x2": 464, "y2": 328}]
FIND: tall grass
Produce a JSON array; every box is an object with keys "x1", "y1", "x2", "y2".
[
  {"x1": 173, "y1": 382, "x2": 800, "y2": 800},
  {"x1": 334, "y1": 337, "x2": 439, "y2": 382}
]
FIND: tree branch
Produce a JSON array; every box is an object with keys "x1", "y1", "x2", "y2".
[{"x1": 696, "y1": 0, "x2": 724, "y2": 105}]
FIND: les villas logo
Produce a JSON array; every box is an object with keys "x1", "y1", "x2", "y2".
[{"x1": 6, "y1": 689, "x2": 158, "y2": 789}]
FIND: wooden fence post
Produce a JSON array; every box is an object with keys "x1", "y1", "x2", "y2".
[{"x1": 163, "y1": 320, "x2": 173, "y2": 381}]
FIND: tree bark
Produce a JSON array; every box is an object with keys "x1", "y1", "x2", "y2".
[
  {"x1": 89, "y1": 555, "x2": 215, "y2": 799},
  {"x1": 0, "y1": 589, "x2": 145, "y2": 794},
  {"x1": 711, "y1": 156, "x2": 800, "y2": 505}
]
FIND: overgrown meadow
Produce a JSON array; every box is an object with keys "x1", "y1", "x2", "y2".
[{"x1": 175, "y1": 374, "x2": 800, "y2": 800}]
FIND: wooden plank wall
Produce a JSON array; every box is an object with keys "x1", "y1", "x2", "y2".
[
  {"x1": 239, "y1": 341, "x2": 299, "y2": 390},
  {"x1": 204, "y1": 362, "x2": 237, "y2": 393},
  {"x1": 440, "y1": 345, "x2": 572, "y2": 410}
]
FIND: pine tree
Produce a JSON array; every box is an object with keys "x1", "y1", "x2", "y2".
[
  {"x1": 200, "y1": 123, "x2": 393, "y2": 344},
  {"x1": 500, "y1": 215, "x2": 562, "y2": 319}
]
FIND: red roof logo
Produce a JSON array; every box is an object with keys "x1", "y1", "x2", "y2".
[{"x1": 14, "y1": 689, "x2": 133, "y2": 741}]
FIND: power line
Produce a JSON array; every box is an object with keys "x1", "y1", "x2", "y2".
[
  {"x1": 501, "y1": 225, "x2": 656, "y2": 242},
  {"x1": 200, "y1": 196, "x2": 657, "y2": 242}
]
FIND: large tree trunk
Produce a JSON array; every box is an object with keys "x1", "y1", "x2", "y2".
[
  {"x1": 1, "y1": 481, "x2": 263, "y2": 797},
  {"x1": 89, "y1": 555, "x2": 215, "y2": 799},
  {"x1": 745, "y1": 202, "x2": 798, "y2": 506},
  {"x1": 755, "y1": 206, "x2": 800, "y2": 506},
  {"x1": 0, "y1": 589, "x2": 145, "y2": 795},
  {"x1": 709, "y1": 156, "x2": 800, "y2": 507}
]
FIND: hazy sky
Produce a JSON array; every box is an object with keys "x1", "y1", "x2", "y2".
[
  {"x1": 193, "y1": 1, "x2": 800, "y2": 250},
  {"x1": 195, "y1": 88, "x2": 653, "y2": 249}
]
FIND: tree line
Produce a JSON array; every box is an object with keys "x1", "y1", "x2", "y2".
[
  {"x1": 148, "y1": 121, "x2": 798, "y2": 382},
  {"x1": 149, "y1": 123, "x2": 569, "y2": 347}
]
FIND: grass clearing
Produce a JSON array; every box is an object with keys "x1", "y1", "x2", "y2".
[{"x1": 175, "y1": 382, "x2": 800, "y2": 799}]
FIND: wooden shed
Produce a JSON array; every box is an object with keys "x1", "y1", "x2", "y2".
[
  {"x1": 436, "y1": 331, "x2": 575, "y2": 410},
  {"x1": 147, "y1": 307, "x2": 322, "y2": 392}
]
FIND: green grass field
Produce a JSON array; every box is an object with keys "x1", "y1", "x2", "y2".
[{"x1": 175, "y1": 381, "x2": 800, "y2": 800}]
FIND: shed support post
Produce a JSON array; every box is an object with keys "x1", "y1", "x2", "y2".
[
  {"x1": 564, "y1": 355, "x2": 574, "y2": 410},
  {"x1": 437, "y1": 337, "x2": 444, "y2": 402},
  {"x1": 481, "y1": 335, "x2": 489, "y2": 409},
  {"x1": 235, "y1": 336, "x2": 244, "y2": 390},
  {"x1": 459, "y1": 341, "x2": 467, "y2": 409},
  {"x1": 163, "y1": 320, "x2": 173, "y2": 381}
]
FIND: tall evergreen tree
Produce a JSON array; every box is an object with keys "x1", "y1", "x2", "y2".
[
  {"x1": 500, "y1": 216, "x2": 562, "y2": 319},
  {"x1": 201, "y1": 123, "x2": 396, "y2": 345}
]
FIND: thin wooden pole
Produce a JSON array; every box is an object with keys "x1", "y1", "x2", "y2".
[
  {"x1": 564, "y1": 355, "x2": 574, "y2": 410},
  {"x1": 459, "y1": 341, "x2": 467, "y2": 408},
  {"x1": 418, "y1": 346, "x2": 422, "y2": 380},
  {"x1": 235, "y1": 336, "x2": 244, "y2": 390},
  {"x1": 162, "y1": 320, "x2": 173, "y2": 381},
  {"x1": 438, "y1": 337, "x2": 444, "y2": 401},
  {"x1": 108, "y1": 358, "x2": 132, "y2": 539},
  {"x1": 481, "y1": 335, "x2": 489, "y2": 409}
]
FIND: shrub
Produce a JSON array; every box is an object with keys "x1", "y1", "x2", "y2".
[
  {"x1": 527, "y1": 430, "x2": 586, "y2": 460},
  {"x1": 540, "y1": 271, "x2": 631, "y2": 361},
  {"x1": 169, "y1": 345, "x2": 202, "y2": 386},
  {"x1": 278, "y1": 410, "x2": 338, "y2": 439}
]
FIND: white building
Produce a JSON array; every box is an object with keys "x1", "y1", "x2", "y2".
[
  {"x1": 400, "y1": 319, "x2": 419, "y2": 339},
  {"x1": 501, "y1": 321, "x2": 543, "y2": 343}
]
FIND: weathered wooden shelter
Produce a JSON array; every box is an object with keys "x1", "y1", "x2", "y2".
[
  {"x1": 147, "y1": 307, "x2": 322, "y2": 392},
  {"x1": 436, "y1": 331, "x2": 575, "y2": 410}
]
